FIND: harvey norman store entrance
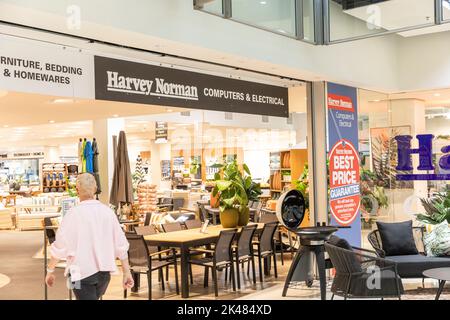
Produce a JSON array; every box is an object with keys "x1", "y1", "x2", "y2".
[{"x1": 0, "y1": 34, "x2": 312, "y2": 300}]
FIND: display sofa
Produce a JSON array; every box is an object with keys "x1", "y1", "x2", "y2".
[{"x1": 368, "y1": 223, "x2": 450, "y2": 280}]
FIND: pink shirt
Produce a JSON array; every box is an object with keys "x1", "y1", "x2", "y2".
[{"x1": 50, "y1": 200, "x2": 129, "y2": 281}]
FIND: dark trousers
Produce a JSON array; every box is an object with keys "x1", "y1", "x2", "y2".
[{"x1": 72, "y1": 271, "x2": 111, "y2": 300}]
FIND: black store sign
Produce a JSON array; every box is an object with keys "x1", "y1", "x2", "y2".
[{"x1": 94, "y1": 56, "x2": 289, "y2": 117}]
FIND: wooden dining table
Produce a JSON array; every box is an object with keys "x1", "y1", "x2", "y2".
[{"x1": 144, "y1": 223, "x2": 264, "y2": 298}]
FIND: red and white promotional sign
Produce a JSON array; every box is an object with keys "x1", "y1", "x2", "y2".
[{"x1": 329, "y1": 139, "x2": 360, "y2": 226}]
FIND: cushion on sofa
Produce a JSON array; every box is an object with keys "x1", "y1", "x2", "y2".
[
  {"x1": 423, "y1": 221, "x2": 450, "y2": 257},
  {"x1": 386, "y1": 254, "x2": 450, "y2": 278},
  {"x1": 377, "y1": 221, "x2": 419, "y2": 256}
]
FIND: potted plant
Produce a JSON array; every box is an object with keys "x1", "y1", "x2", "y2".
[
  {"x1": 360, "y1": 168, "x2": 389, "y2": 229},
  {"x1": 212, "y1": 161, "x2": 252, "y2": 228},
  {"x1": 416, "y1": 191, "x2": 450, "y2": 225}
]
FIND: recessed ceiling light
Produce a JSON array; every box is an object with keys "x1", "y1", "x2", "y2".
[
  {"x1": 166, "y1": 109, "x2": 173, "y2": 112},
  {"x1": 52, "y1": 98, "x2": 74, "y2": 104},
  {"x1": 3, "y1": 125, "x2": 8, "y2": 128},
  {"x1": 49, "y1": 120, "x2": 55, "y2": 124},
  {"x1": 112, "y1": 114, "x2": 119, "y2": 118},
  {"x1": 260, "y1": 1, "x2": 267, "y2": 4},
  {"x1": 434, "y1": 93, "x2": 441, "y2": 97}
]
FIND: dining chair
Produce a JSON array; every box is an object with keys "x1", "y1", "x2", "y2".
[
  {"x1": 259, "y1": 213, "x2": 285, "y2": 265},
  {"x1": 134, "y1": 225, "x2": 171, "y2": 285},
  {"x1": 252, "y1": 222, "x2": 279, "y2": 282},
  {"x1": 233, "y1": 224, "x2": 257, "y2": 289},
  {"x1": 143, "y1": 212, "x2": 152, "y2": 226},
  {"x1": 162, "y1": 222, "x2": 183, "y2": 233},
  {"x1": 161, "y1": 221, "x2": 195, "y2": 283},
  {"x1": 185, "y1": 219, "x2": 203, "y2": 229},
  {"x1": 189, "y1": 229, "x2": 238, "y2": 297},
  {"x1": 124, "y1": 233, "x2": 179, "y2": 300}
]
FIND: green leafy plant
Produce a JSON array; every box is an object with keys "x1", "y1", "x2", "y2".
[
  {"x1": 416, "y1": 191, "x2": 450, "y2": 225},
  {"x1": 212, "y1": 161, "x2": 260, "y2": 215}
]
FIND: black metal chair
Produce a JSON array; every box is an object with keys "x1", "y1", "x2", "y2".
[
  {"x1": 189, "y1": 229, "x2": 238, "y2": 297},
  {"x1": 185, "y1": 219, "x2": 203, "y2": 229},
  {"x1": 252, "y1": 221, "x2": 279, "y2": 282},
  {"x1": 259, "y1": 214, "x2": 285, "y2": 265},
  {"x1": 234, "y1": 224, "x2": 258, "y2": 289},
  {"x1": 325, "y1": 241, "x2": 403, "y2": 300},
  {"x1": 124, "y1": 233, "x2": 179, "y2": 300}
]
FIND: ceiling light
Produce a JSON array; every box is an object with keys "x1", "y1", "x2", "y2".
[
  {"x1": 434, "y1": 93, "x2": 441, "y2": 97},
  {"x1": 166, "y1": 109, "x2": 173, "y2": 112},
  {"x1": 3, "y1": 125, "x2": 8, "y2": 128},
  {"x1": 112, "y1": 114, "x2": 119, "y2": 118},
  {"x1": 0, "y1": 90, "x2": 8, "y2": 98},
  {"x1": 52, "y1": 98, "x2": 74, "y2": 104},
  {"x1": 49, "y1": 120, "x2": 55, "y2": 124},
  {"x1": 260, "y1": 1, "x2": 267, "y2": 4}
]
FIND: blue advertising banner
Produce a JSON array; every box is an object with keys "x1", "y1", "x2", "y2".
[{"x1": 327, "y1": 82, "x2": 361, "y2": 247}]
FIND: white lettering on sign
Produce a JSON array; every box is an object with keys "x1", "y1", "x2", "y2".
[{"x1": 106, "y1": 71, "x2": 199, "y2": 101}]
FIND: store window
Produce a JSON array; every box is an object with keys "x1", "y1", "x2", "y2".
[
  {"x1": 328, "y1": 0, "x2": 436, "y2": 42},
  {"x1": 442, "y1": 0, "x2": 450, "y2": 21},
  {"x1": 358, "y1": 88, "x2": 450, "y2": 247},
  {"x1": 196, "y1": 0, "x2": 224, "y2": 16},
  {"x1": 302, "y1": 0, "x2": 316, "y2": 42},
  {"x1": 230, "y1": 0, "x2": 297, "y2": 37}
]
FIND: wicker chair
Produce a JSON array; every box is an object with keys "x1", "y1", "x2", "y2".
[{"x1": 325, "y1": 242, "x2": 403, "y2": 300}]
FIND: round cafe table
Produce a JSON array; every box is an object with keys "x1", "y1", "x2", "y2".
[{"x1": 423, "y1": 268, "x2": 450, "y2": 300}]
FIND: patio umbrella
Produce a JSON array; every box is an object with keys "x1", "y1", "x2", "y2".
[
  {"x1": 109, "y1": 131, "x2": 133, "y2": 207},
  {"x1": 92, "y1": 137, "x2": 101, "y2": 195}
]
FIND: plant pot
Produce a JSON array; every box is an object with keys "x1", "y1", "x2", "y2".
[
  {"x1": 220, "y1": 208, "x2": 239, "y2": 228},
  {"x1": 210, "y1": 192, "x2": 220, "y2": 208},
  {"x1": 238, "y1": 206, "x2": 250, "y2": 227}
]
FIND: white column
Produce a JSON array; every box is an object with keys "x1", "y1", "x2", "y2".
[
  {"x1": 93, "y1": 118, "x2": 125, "y2": 204},
  {"x1": 307, "y1": 82, "x2": 328, "y2": 225}
]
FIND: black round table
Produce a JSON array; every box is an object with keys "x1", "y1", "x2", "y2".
[{"x1": 423, "y1": 268, "x2": 450, "y2": 300}]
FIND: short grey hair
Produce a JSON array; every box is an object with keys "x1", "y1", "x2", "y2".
[{"x1": 76, "y1": 173, "x2": 97, "y2": 198}]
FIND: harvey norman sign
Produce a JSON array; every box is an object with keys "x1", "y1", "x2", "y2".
[
  {"x1": 95, "y1": 56, "x2": 289, "y2": 117},
  {"x1": 395, "y1": 134, "x2": 450, "y2": 181}
]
